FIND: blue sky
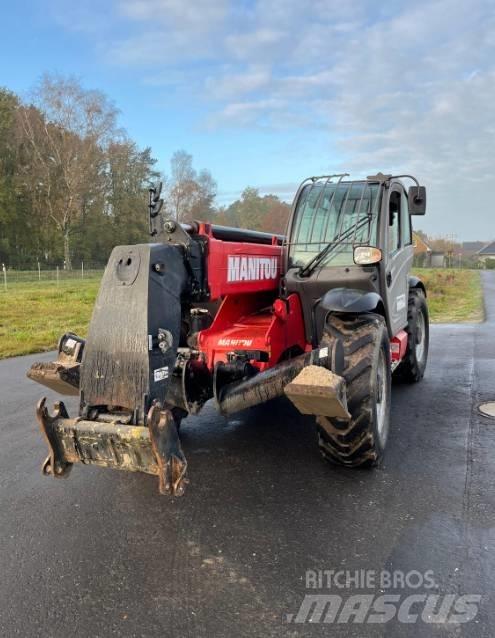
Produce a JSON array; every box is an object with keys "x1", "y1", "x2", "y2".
[{"x1": 1, "y1": 0, "x2": 494, "y2": 239}]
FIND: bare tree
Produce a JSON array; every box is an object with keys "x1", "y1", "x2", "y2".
[
  {"x1": 189, "y1": 169, "x2": 217, "y2": 220},
  {"x1": 18, "y1": 74, "x2": 118, "y2": 268},
  {"x1": 167, "y1": 150, "x2": 217, "y2": 222},
  {"x1": 168, "y1": 150, "x2": 195, "y2": 222}
]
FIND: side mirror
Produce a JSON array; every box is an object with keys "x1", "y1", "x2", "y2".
[{"x1": 408, "y1": 186, "x2": 426, "y2": 215}]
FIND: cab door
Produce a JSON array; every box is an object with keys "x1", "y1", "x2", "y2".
[{"x1": 383, "y1": 184, "x2": 414, "y2": 336}]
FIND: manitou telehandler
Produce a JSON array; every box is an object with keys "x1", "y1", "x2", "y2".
[{"x1": 28, "y1": 173, "x2": 429, "y2": 496}]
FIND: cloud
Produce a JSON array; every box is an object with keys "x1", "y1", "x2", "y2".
[
  {"x1": 94, "y1": 0, "x2": 230, "y2": 65},
  {"x1": 205, "y1": 66, "x2": 271, "y2": 99},
  {"x1": 208, "y1": 97, "x2": 291, "y2": 129},
  {"x1": 119, "y1": 0, "x2": 228, "y2": 27},
  {"x1": 202, "y1": 0, "x2": 495, "y2": 236},
  {"x1": 225, "y1": 28, "x2": 286, "y2": 61},
  {"x1": 52, "y1": 0, "x2": 495, "y2": 236}
]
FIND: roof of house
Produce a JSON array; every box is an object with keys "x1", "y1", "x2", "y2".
[
  {"x1": 478, "y1": 241, "x2": 495, "y2": 255},
  {"x1": 413, "y1": 232, "x2": 432, "y2": 254},
  {"x1": 462, "y1": 241, "x2": 486, "y2": 255}
]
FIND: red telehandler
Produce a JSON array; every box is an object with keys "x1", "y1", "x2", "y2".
[{"x1": 28, "y1": 173, "x2": 429, "y2": 496}]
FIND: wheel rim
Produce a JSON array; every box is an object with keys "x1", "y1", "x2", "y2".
[
  {"x1": 375, "y1": 349, "x2": 389, "y2": 445},
  {"x1": 415, "y1": 310, "x2": 426, "y2": 363}
]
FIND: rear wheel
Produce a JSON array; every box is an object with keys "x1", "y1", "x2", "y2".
[
  {"x1": 394, "y1": 289, "x2": 429, "y2": 383},
  {"x1": 317, "y1": 314, "x2": 391, "y2": 467}
]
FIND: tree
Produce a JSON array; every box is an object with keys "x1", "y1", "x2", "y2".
[
  {"x1": 0, "y1": 79, "x2": 299, "y2": 268},
  {"x1": 429, "y1": 236, "x2": 461, "y2": 253},
  {"x1": 220, "y1": 187, "x2": 291, "y2": 233},
  {"x1": 189, "y1": 169, "x2": 217, "y2": 220},
  {"x1": 18, "y1": 74, "x2": 119, "y2": 268},
  {"x1": 0, "y1": 88, "x2": 21, "y2": 265},
  {"x1": 106, "y1": 140, "x2": 159, "y2": 247},
  {"x1": 226, "y1": 187, "x2": 263, "y2": 229},
  {"x1": 0, "y1": 80, "x2": 161, "y2": 268},
  {"x1": 414, "y1": 229, "x2": 429, "y2": 242},
  {"x1": 167, "y1": 150, "x2": 217, "y2": 222},
  {"x1": 259, "y1": 195, "x2": 291, "y2": 234},
  {"x1": 0, "y1": 88, "x2": 47, "y2": 267}
]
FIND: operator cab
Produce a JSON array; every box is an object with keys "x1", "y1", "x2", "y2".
[
  {"x1": 288, "y1": 178, "x2": 380, "y2": 271},
  {"x1": 284, "y1": 173, "x2": 426, "y2": 344}
]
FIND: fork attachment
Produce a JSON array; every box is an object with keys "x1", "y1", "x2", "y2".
[{"x1": 35, "y1": 398, "x2": 188, "y2": 496}]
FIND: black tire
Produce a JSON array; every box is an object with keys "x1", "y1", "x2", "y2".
[
  {"x1": 394, "y1": 289, "x2": 429, "y2": 383},
  {"x1": 317, "y1": 313, "x2": 391, "y2": 467}
]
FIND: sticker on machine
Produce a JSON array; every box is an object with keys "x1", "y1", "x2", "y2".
[
  {"x1": 227, "y1": 255, "x2": 278, "y2": 282},
  {"x1": 217, "y1": 338, "x2": 253, "y2": 347},
  {"x1": 154, "y1": 366, "x2": 169, "y2": 382},
  {"x1": 396, "y1": 294, "x2": 407, "y2": 312}
]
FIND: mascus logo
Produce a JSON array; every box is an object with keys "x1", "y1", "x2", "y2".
[{"x1": 227, "y1": 255, "x2": 278, "y2": 282}]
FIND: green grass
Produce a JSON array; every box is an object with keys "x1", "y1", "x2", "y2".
[
  {"x1": 413, "y1": 268, "x2": 484, "y2": 323},
  {"x1": 0, "y1": 268, "x2": 485, "y2": 359},
  {"x1": 0, "y1": 279, "x2": 100, "y2": 359}
]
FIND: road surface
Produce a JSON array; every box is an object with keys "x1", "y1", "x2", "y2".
[{"x1": 0, "y1": 273, "x2": 494, "y2": 637}]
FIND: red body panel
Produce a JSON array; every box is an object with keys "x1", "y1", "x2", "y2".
[
  {"x1": 390, "y1": 329, "x2": 408, "y2": 363},
  {"x1": 194, "y1": 223, "x2": 308, "y2": 371},
  {"x1": 198, "y1": 293, "x2": 308, "y2": 371},
  {"x1": 206, "y1": 238, "x2": 282, "y2": 300},
  {"x1": 198, "y1": 223, "x2": 282, "y2": 301},
  {"x1": 192, "y1": 224, "x2": 406, "y2": 374}
]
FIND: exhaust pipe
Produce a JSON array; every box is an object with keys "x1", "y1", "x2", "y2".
[{"x1": 216, "y1": 343, "x2": 344, "y2": 416}]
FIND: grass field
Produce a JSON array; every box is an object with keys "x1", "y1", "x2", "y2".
[
  {"x1": 0, "y1": 268, "x2": 484, "y2": 359},
  {"x1": 414, "y1": 268, "x2": 484, "y2": 324},
  {"x1": 0, "y1": 279, "x2": 100, "y2": 359}
]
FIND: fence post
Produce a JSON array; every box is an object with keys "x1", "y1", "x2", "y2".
[
  {"x1": 56, "y1": 266, "x2": 59, "y2": 286},
  {"x1": 81, "y1": 261, "x2": 84, "y2": 279},
  {"x1": 38, "y1": 261, "x2": 41, "y2": 281},
  {"x1": 2, "y1": 264, "x2": 6, "y2": 291}
]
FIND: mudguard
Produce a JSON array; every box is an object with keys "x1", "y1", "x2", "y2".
[
  {"x1": 408, "y1": 275, "x2": 427, "y2": 297},
  {"x1": 320, "y1": 288, "x2": 384, "y2": 314}
]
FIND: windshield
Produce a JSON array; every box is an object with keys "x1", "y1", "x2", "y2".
[{"x1": 289, "y1": 181, "x2": 381, "y2": 269}]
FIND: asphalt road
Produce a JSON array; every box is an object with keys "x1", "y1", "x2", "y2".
[{"x1": 1, "y1": 273, "x2": 494, "y2": 637}]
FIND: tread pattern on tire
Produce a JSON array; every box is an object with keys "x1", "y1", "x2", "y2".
[{"x1": 317, "y1": 314, "x2": 388, "y2": 467}]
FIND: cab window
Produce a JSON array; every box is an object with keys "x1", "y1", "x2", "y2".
[
  {"x1": 388, "y1": 191, "x2": 401, "y2": 254},
  {"x1": 289, "y1": 181, "x2": 380, "y2": 268},
  {"x1": 401, "y1": 189, "x2": 412, "y2": 246}
]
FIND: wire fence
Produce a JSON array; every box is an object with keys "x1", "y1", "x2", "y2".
[
  {"x1": 1, "y1": 262, "x2": 106, "y2": 289},
  {"x1": 1, "y1": 254, "x2": 484, "y2": 291}
]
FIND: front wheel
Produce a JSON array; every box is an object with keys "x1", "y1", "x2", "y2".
[{"x1": 317, "y1": 314, "x2": 391, "y2": 467}]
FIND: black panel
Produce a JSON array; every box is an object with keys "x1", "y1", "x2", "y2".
[
  {"x1": 408, "y1": 275, "x2": 427, "y2": 296},
  {"x1": 320, "y1": 287, "x2": 383, "y2": 313},
  {"x1": 208, "y1": 224, "x2": 284, "y2": 245},
  {"x1": 80, "y1": 243, "x2": 189, "y2": 422}
]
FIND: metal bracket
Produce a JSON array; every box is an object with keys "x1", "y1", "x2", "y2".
[
  {"x1": 161, "y1": 219, "x2": 192, "y2": 247},
  {"x1": 366, "y1": 172, "x2": 392, "y2": 183},
  {"x1": 36, "y1": 397, "x2": 73, "y2": 478},
  {"x1": 147, "y1": 402, "x2": 188, "y2": 496}
]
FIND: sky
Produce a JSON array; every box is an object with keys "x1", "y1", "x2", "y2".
[{"x1": 0, "y1": 0, "x2": 494, "y2": 240}]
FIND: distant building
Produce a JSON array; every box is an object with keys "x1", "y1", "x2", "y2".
[
  {"x1": 477, "y1": 241, "x2": 495, "y2": 265},
  {"x1": 430, "y1": 252, "x2": 447, "y2": 268},
  {"x1": 462, "y1": 241, "x2": 486, "y2": 256},
  {"x1": 413, "y1": 232, "x2": 433, "y2": 267}
]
